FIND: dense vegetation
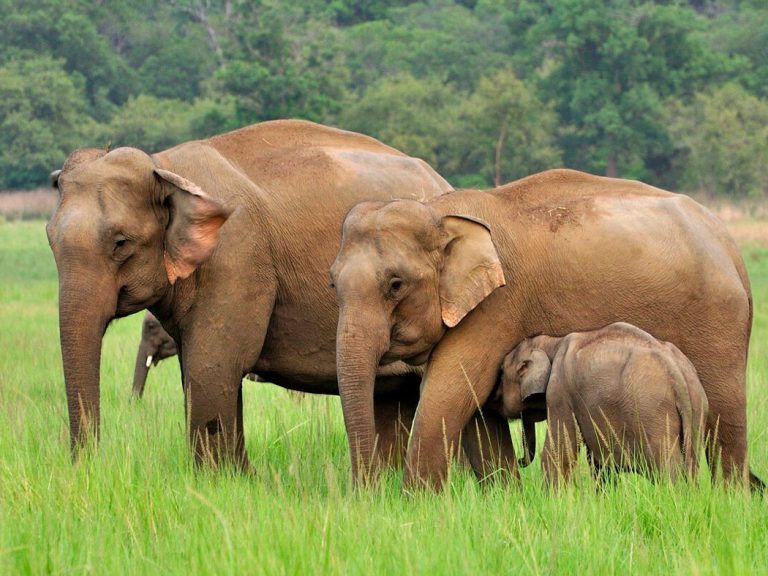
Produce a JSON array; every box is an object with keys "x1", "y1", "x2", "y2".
[{"x1": 1, "y1": 0, "x2": 766, "y2": 195}]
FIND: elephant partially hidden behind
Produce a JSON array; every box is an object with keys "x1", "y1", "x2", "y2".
[
  {"x1": 132, "y1": 311, "x2": 179, "y2": 397},
  {"x1": 47, "y1": 119, "x2": 461, "y2": 472},
  {"x1": 131, "y1": 311, "x2": 262, "y2": 398},
  {"x1": 491, "y1": 322, "x2": 709, "y2": 485}
]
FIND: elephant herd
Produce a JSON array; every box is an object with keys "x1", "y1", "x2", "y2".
[{"x1": 46, "y1": 119, "x2": 762, "y2": 491}]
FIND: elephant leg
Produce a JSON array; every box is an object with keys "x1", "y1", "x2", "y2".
[
  {"x1": 461, "y1": 410, "x2": 518, "y2": 484},
  {"x1": 181, "y1": 284, "x2": 275, "y2": 471},
  {"x1": 403, "y1": 331, "x2": 516, "y2": 490},
  {"x1": 374, "y1": 388, "x2": 418, "y2": 469},
  {"x1": 676, "y1": 296, "x2": 757, "y2": 487},
  {"x1": 688, "y1": 343, "x2": 750, "y2": 486},
  {"x1": 185, "y1": 364, "x2": 249, "y2": 470}
]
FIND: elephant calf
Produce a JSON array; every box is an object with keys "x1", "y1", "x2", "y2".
[
  {"x1": 492, "y1": 322, "x2": 708, "y2": 485},
  {"x1": 132, "y1": 312, "x2": 179, "y2": 397},
  {"x1": 132, "y1": 311, "x2": 262, "y2": 398}
]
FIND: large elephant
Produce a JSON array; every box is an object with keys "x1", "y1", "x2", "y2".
[
  {"x1": 331, "y1": 168, "x2": 761, "y2": 489},
  {"x1": 46, "y1": 120, "x2": 453, "y2": 469},
  {"x1": 492, "y1": 322, "x2": 709, "y2": 484}
]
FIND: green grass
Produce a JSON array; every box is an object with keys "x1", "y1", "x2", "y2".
[{"x1": 1, "y1": 220, "x2": 766, "y2": 575}]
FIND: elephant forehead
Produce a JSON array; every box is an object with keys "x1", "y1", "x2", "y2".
[
  {"x1": 346, "y1": 200, "x2": 440, "y2": 246},
  {"x1": 61, "y1": 148, "x2": 153, "y2": 195}
]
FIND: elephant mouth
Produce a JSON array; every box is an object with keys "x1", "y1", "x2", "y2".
[{"x1": 380, "y1": 348, "x2": 431, "y2": 367}]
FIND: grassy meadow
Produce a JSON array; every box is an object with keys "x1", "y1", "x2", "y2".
[{"x1": 1, "y1": 218, "x2": 767, "y2": 575}]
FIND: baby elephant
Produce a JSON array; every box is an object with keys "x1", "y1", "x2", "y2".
[
  {"x1": 132, "y1": 312, "x2": 179, "y2": 398},
  {"x1": 131, "y1": 312, "x2": 269, "y2": 398},
  {"x1": 494, "y1": 322, "x2": 708, "y2": 485}
]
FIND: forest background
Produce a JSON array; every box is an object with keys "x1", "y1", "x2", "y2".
[{"x1": 1, "y1": 0, "x2": 766, "y2": 197}]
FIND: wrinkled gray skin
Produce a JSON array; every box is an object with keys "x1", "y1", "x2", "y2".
[
  {"x1": 332, "y1": 169, "x2": 760, "y2": 490},
  {"x1": 132, "y1": 312, "x2": 178, "y2": 397},
  {"x1": 492, "y1": 323, "x2": 709, "y2": 485},
  {"x1": 46, "y1": 120, "x2": 458, "y2": 472},
  {"x1": 131, "y1": 311, "x2": 262, "y2": 398}
]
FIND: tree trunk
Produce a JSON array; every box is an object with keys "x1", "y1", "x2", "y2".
[{"x1": 494, "y1": 116, "x2": 509, "y2": 187}]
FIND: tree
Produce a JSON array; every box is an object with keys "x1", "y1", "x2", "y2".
[
  {"x1": 338, "y1": 73, "x2": 459, "y2": 174},
  {"x1": 533, "y1": 0, "x2": 732, "y2": 180},
  {"x1": 668, "y1": 84, "x2": 768, "y2": 197},
  {"x1": 0, "y1": 57, "x2": 93, "y2": 189},
  {"x1": 448, "y1": 68, "x2": 561, "y2": 187},
  {"x1": 341, "y1": 2, "x2": 507, "y2": 93},
  {"x1": 215, "y1": 2, "x2": 347, "y2": 124}
]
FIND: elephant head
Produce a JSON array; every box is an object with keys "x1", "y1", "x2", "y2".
[
  {"x1": 330, "y1": 199, "x2": 505, "y2": 480},
  {"x1": 497, "y1": 340, "x2": 551, "y2": 467},
  {"x1": 132, "y1": 312, "x2": 179, "y2": 398},
  {"x1": 46, "y1": 147, "x2": 231, "y2": 454}
]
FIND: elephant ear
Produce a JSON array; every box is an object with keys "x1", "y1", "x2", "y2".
[
  {"x1": 438, "y1": 214, "x2": 506, "y2": 327},
  {"x1": 155, "y1": 168, "x2": 233, "y2": 285},
  {"x1": 520, "y1": 349, "x2": 552, "y2": 401}
]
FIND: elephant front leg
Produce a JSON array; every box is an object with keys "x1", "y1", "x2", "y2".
[
  {"x1": 404, "y1": 339, "x2": 514, "y2": 490},
  {"x1": 186, "y1": 373, "x2": 250, "y2": 471},
  {"x1": 461, "y1": 410, "x2": 519, "y2": 484}
]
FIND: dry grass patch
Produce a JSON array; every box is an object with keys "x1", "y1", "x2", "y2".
[{"x1": 0, "y1": 188, "x2": 57, "y2": 221}]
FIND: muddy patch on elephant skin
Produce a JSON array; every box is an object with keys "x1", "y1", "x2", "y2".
[{"x1": 524, "y1": 205, "x2": 582, "y2": 233}]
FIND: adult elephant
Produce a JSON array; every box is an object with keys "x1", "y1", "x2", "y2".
[
  {"x1": 331, "y1": 168, "x2": 762, "y2": 490},
  {"x1": 46, "y1": 120, "x2": 453, "y2": 469}
]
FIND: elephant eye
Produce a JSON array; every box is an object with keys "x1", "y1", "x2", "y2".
[{"x1": 112, "y1": 235, "x2": 132, "y2": 260}]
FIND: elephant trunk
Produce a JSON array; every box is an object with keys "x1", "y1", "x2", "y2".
[
  {"x1": 336, "y1": 309, "x2": 390, "y2": 485},
  {"x1": 57, "y1": 275, "x2": 115, "y2": 456},
  {"x1": 131, "y1": 343, "x2": 152, "y2": 398},
  {"x1": 519, "y1": 413, "x2": 537, "y2": 467}
]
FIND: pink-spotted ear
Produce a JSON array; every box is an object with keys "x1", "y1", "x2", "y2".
[
  {"x1": 438, "y1": 214, "x2": 506, "y2": 327},
  {"x1": 154, "y1": 169, "x2": 232, "y2": 285}
]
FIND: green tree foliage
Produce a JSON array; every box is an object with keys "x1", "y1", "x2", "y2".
[
  {"x1": 339, "y1": 74, "x2": 459, "y2": 171},
  {"x1": 533, "y1": 0, "x2": 732, "y2": 179},
  {"x1": 449, "y1": 68, "x2": 561, "y2": 187},
  {"x1": 341, "y1": 2, "x2": 507, "y2": 93},
  {"x1": 0, "y1": 57, "x2": 93, "y2": 189},
  {"x1": 0, "y1": 0, "x2": 765, "y2": 195},
  {"x1": 91, "y1": 95, "x2": 233, "y2": 152},
  {"x1": 669, "y1": 84, "x2": 768, "y2": 197},
  {"x1": 216, "y1": 2, "x2": 347, "y2": 124}
]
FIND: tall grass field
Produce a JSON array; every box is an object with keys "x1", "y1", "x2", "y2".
[{"x1": 1, "y1": 219, "x2": 766, "y2": 574}]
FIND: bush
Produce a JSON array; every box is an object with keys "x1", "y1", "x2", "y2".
[{"x1": 669, "y1": 84, "x2": 768, "y2": 197}]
